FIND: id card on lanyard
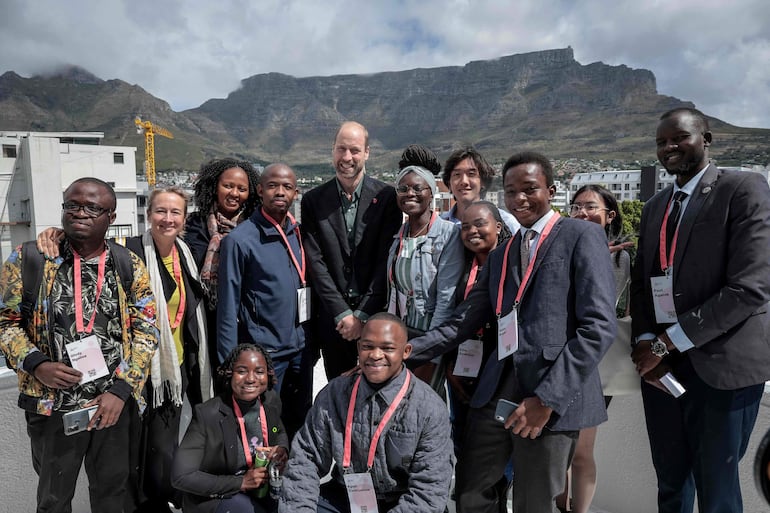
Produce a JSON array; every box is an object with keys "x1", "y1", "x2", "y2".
[
  {"x1": 454, "y1": 258, "x2": 483, "y2": 377},
  {"x1": 496, "y1": 215, "x2": 560, "y2": 360},
  {"x1": 65, "y1": 249, "x2": 109, "y2": 384},
  {"x1": 654, "y1": 197, "x2": 680, "y2": 324},
  {"x1": 261, "y1": 208, "x2": 311, "y2": 324},
  {"x1": 342, "y1": 372, "x2": 412, "y2": 513}
]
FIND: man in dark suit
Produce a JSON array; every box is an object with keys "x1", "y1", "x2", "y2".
[
  {"x1": 410, "y1": 151, "x2": 616, "y2": 513},
  {"x1": 302, "y1": 121, "x2": 402, "y2": 379},
  {"x1": 631, "y1": 107, "x2": 770, "y2": 513}
]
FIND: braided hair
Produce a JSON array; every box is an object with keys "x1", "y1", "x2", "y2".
[
  {"x1": 218, "y1": 343, "x2": 277, "y2": 394},
  {"x1": 399, "y1": 144, "x2": 442, "y2": 176}
]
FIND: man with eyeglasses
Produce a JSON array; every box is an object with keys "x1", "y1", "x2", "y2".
[
  {"x1": 630, "y1": 107, "x2": 770, "y2": 513},
  {"x1": 301, "y1": 121, "x2": 402, "y2": 379},
  {"x1": 0, "y1": 177, "x2": 158, "y2": 513}
]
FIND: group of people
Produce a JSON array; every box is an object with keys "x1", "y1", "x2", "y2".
[{"x1": 0, "y1": 107, "x2": 768, "y2": 513}]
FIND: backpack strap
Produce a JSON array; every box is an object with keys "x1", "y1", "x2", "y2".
[
  {"x1": 106, "y1": 239, "x2": 135, "y2": 294},
  {"x1": 20, "y1": 241, "x2": 45, "y2": 329}
]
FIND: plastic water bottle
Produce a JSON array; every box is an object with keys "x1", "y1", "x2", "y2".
[{"x1": 269, "y1": 460, "x2": 283, "y2": 500}]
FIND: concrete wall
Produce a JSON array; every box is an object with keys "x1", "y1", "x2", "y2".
[{"x1": 592, "y1": 391, "x2": 770, "y2": 513}]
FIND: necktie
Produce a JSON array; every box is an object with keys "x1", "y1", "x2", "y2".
[
  {"x1": 666, "y1": 191, "x2": 688, "y2": 253},
  {"x1": 520, "y1": 229, "x2": 536, "y2": 276}
]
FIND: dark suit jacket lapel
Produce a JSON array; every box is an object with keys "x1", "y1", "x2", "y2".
[
  {"x1": 519, "y1": 217, "x2": 562, "y2": 299},
  {"x1": 643, "y1": 187, "x2": 671, "y2": 271},
  {"x1": 219, "y1": 400, "x2": 241, "y2": 469},
  {"x1": 673, "y1": 163, "x2": 719, "y2": 272},
  {"x1": 326, "y1": 180, "x2": 351, "y2": 255},
  {"x1": 353, "y1": 175, "x2": 376, "y2": 249}
]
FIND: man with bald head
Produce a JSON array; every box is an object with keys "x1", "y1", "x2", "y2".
[
  {"x1": 302, "y1": 121, "x2": 402, "y2": 378},
  {"x1": 218, "y1": 163, "x2": 312, "y2": 438}
]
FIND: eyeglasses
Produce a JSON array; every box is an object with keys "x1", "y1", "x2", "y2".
[
  {"x1": 396, "y1": 184, "x2": 431, "y2": 195},
  {"x1": 569, "y1": 203, "x2": 608, "y2": 216},
  {"x1": 62, "y1": 202, "x2": 113, "y2": 218}
]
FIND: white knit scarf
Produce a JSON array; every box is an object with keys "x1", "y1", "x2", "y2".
[{"x1": 143, "y1": 230, "x2": 213, "y2": 408}]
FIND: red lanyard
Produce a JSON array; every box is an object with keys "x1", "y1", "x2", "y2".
[
  {"x1": 232, "y1": 397, "x2": 269, "y2": 468},
  {"x1": 496, "y1": 214, "x2": 560, "y2": 316},
  {"x1": 168, "y1": 246, "x2": 186, "y2": 330},
  {"x1": 72, "y1": 248, "x2": 106, "y2": 335},
  {"x1": 343, "y1": 371, "x2": 411, "y2": 471},
  {"x1": 261, "y1": 208, "x2": 306, "y2": 286},
  {"x1": 658, "y1": 194, "x2": 681, "y2": 273},
  {"x1": 464, "y1": 257, "x2": 480, "y2": 299},
  {"x1": 390, "y1": 211, "x2": 437, "y2": 286}
]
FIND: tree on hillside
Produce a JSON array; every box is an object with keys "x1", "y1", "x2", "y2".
[{"x1": 620, "y1": 200, "x2": 644, "y2": 236}]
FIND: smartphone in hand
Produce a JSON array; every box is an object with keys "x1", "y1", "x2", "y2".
[
  {"x1": 62, "y1": 405, "x2": 99, "y2": 436},
  {"x1": 494, "y1": 399, "x2": 519, "y2": 423}
]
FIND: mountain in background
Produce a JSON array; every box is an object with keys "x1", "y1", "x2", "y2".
[{"x1": 1, "y1": 48, "x2": 768, "y2": 175}]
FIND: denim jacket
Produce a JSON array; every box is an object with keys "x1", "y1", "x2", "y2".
[{"x1": 386, "y1": 217, "x2": 464, "y2": 330}]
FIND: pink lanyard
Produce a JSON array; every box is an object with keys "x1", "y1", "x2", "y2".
[
  {"x1": 342, "y1": 372, "x2": 411, "y2": 471},
  {"x1": 495, "y1": 214, "x2": 560, "y2": 316},
  {"x1": 658, "y1": 195, "x2": 680, "y2": 273},
  {"x1": 261, "y1": 208, "x2": 306, "y2": 286},
  {"x1": 389, "y1": 211, "x2": 437, "y2": 286},
  {"x1": 72, "y1": 248, "x2": 106, "y2": 335},
  {"x1": 232, "y1": 397, "x2": 269, "y2": 468},
  {"x1": 464, "y1": 257, "x2": 480, "y2": 299},
  {"x1": 168, "y1": 246, "x2": 186, "y2": 330}
]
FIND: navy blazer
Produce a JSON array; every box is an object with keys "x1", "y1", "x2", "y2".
[
  {"x1": 171, "y1": 390, "x2": 288, "y2": 513},
  {"x1": 301, "y1": 175, "x2": 402, "y2": 318},
  {"x1": 630, "y1": 164, "x2": 770, "y2": 389},
  {"x1": 410, "y1": 217, "x2": 617, "y2": 431}
]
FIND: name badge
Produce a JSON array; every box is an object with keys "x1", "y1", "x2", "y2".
[
  {"x1": 497, "y1": 308, "x2": 518, "y2": 359},
  {"x1": 454, "y1": 339, "x2": 483, "y2": 378},
  {"x1": 651, "y1": 274, "x2": 677, "y2": 324},
  {"x1": 343, "y1": 472, "x2": 379, "y2": 513},
  {"x1": 297, "y1": 286, "x2": 311, "y2": 324},
  {"x1": 66, "y1": 335, "x2": 109, "y2": 384}
]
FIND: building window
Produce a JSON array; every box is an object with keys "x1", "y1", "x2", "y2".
[
  {"x1": 611, "y1": 183, "x2": 620, "y2": 191},
  {"x1": 2, "y1": 145, "x2": 17, "y2": 158},
  {"x1": 625, "y1": 183, "x2": 630, "y2": 190},
  {"x1": 113, "y1": 152, "x2": 124, "y2": 164},
  {"x1": 107, "y1": 224, "x2": 133, "y2": 238}
]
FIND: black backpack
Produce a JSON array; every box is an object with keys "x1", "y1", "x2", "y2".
[{"x1": 19, "y1": 239, "x2": 135, "y2": 332}]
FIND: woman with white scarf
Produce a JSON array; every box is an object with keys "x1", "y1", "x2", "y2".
[{"x1": 36, "y1": 186, "x2": 212, "y2": 513}]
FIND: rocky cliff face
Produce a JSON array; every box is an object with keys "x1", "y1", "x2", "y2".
[{"x1": 1, "y1": 48, "x2": 768, "y2": 170}]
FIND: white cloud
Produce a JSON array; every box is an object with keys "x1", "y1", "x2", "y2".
[{"x1": 1, "y1": 0, "x2": 768, "y2": 127}]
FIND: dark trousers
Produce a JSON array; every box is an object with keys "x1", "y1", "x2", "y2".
[
  {"x1": 316, "y1": 310, "x2": 360, "y2": 380},
  {"x1": 27, "y1": 405, "x2": 131, "y2": 513},
  {"x1": 215, "y1": 492, "x2": 272, "y2": 513},
  {"x1": 272, "y1": 347, "x2": 314, "y2": 441},
  {"x1": 455, "y1": 400, "x2": 577, "y2": 513},
  {"x1": 641, "y1": 359, "x2": 763, "y2": 513}
]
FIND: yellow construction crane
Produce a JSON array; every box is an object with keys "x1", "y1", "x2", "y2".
[{"x1": 135, "y1": 116, "x2": 173, "y2": 187}]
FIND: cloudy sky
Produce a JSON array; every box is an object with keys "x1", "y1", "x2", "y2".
[{"x1": 2, "y1": 0, "x2": 769, "y2": 128}]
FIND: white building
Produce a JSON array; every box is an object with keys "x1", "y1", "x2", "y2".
[
  {"x1": 569, "y1": 165, "x2": 769, "y2": 206},
  {"x1": 0, "y1": 131, "x2": 140, "y2": 260}
]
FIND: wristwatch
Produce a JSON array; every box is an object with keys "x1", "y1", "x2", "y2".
[{"x1": 650, "y1": 338, "x2": 669, "y2": 358}]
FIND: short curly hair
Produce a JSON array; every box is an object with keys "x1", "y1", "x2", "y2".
[
  {"x1": 192, "y1": 158, "x2": 260, "y2": 221},
  {"x1": 218, "y1": 343, "x2": 277, "y2": 394}
]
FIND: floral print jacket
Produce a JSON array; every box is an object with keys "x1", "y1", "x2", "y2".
[{"x1": 0, "y1": 243, "x2": 158, "y2": 415}]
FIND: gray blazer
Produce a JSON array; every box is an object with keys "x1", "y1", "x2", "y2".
[
  {"x1": 410, "y1": 217, "x2": 617, "y2": 431},
  {"x1": 630, "y1": 164, "x2": 770, "y2": 389}
]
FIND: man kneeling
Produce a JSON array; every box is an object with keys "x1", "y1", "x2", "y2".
[{"x1": 279, "y1": 312, "x2": 453, "y2": 512}]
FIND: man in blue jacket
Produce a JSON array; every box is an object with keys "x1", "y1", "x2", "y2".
[{"x1": 217, "y1": 163, "x2": 312, "y2": 438}]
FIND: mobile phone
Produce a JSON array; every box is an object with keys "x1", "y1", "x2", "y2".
[
  {"x1": 494, "y1": 399, "x2": 519, "y2": 423},
  {"x1": 62, "y1": 405, "x2": 98, "y2": 436}
]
